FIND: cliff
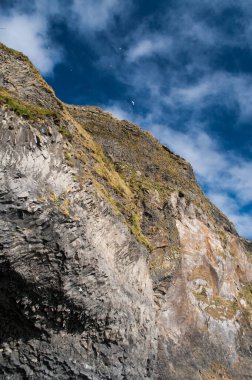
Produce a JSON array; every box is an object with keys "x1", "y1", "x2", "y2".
[{"x1": 0, "y1": 43, "x2": 251, "y2": 380}]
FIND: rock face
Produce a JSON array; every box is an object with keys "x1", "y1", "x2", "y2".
[{"x1": 0, "y1": 43, "x2": 251, "y2": 380}]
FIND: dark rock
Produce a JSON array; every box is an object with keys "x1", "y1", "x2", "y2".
[{"x1": 0, "y1": 42, "x2": 251, "y2": 380}]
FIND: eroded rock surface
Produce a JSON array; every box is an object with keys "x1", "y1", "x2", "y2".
[{"x1": 0, "y1": 43, "x2": 251, "y2": 379}]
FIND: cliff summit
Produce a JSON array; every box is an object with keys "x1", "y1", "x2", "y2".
[{"x1": 0, "y1": 43, "x2": 251, "y2": 380}]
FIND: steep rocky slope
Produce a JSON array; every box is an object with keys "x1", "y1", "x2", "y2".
[{"x1": 0, "y1": 43, "x2": 251, "y2": 380}]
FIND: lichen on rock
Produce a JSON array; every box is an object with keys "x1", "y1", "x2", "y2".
[{"x1": 0, "y1": 43, "x2": 251, "y2": 380}]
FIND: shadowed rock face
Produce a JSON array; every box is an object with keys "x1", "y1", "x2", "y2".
[{"x1": 0, "y1": 43, "x2": 251, "y2": 380}]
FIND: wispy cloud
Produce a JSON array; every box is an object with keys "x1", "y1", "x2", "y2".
[
  {"x1": 208, "y1": 192, "x2": 252, "y2": 238},
  {"x1": 164, "y1": 73, "x2": 252, "y2": 122},
  {"x1": 1, "y1": 0, "x2": 252, "y2": 237},
  {"x1": 105, "y1": 104, "x2": 133, "y2": 121},
  {"x1": 103, "y1": 102, "x2": 252, "y2": 237},
  {"x1": 153, "y1": 123, "x2": 252, "y2": 237},
  {"x1": 0, "y1": 10, "x2": 62, "y2": 75},
  {"x1": 127, "y1": 36, "x2": 172, "y2": 63},
  {"x1": 0, "y1": 0, "x2": 132, "y2": 74},
  {"x1": 71, "y1": 0, "x2": 132, "y2": 33},
  {"x1": 99, "y1": 1, "x2": 252, "y2": 237}
]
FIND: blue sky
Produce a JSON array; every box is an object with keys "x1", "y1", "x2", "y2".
[{"x1": 1, "y1": 0, "x2": 252, "y2": 238}]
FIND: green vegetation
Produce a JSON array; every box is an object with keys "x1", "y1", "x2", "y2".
[
  {"x1": 64, "y1": 150, "x2": 72, "y2": 161},
  {"x1": 204, "y1": 363, "x2": 231, "y2": 379},
  {"x1": 49, "y1": 192, "x2": 71, "y2": 218},
  {"x1": 0, "y1": 44, "x2": 164, "y2": 252},
  {"x1": 128, "y1": 213, "x2": 153, "y2": 251},
  {"x1": 59, "y1": 110, "x2": 154, "y2": 250},
  {"x1": 0, "y1": 42, "x2": 236, "y2": 255},
  {"x1": 194, "y1": 287, "x2": 208, "y2": 303},
  {"x1": 218, "y1": 230, "x2": 228, "y2": 248},
  {"x1": 240, "y1": 283, "x2": 252, "y2": 307},
  {"x1": 64, "y1": 107, "x2": 192, "y2": 253},
  {"x1": 148, "y1": 251, "x2": 172, "y2": 273},
  {"x1": 0, "y1": 43, "x2": 30, "y2": 63},
  {"x1": 0, "y1": 43, "x2": 57, "y2": 97},
  {"x1": 36, "y1": 192, "x2": 71, "y2": 218},
  {"x1": 0, "y1": 87, "x2": 56, "y2": 120},
  {"x1": 194, "y1": 287, "x2": 240, "y2": 320},
  {"x1": 59, "y1": 125, "x2": 73, "y2": 141},
  {"x1": 238, "y1": 283, "x2": 252, "y2": 321},
  {"x1": 206, "y1": 296, "x2": 238, "y2": 320}
]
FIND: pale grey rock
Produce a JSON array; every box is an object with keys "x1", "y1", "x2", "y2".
[{"x1": 0, "y1": 43, "x2": 252, "y2": 380}]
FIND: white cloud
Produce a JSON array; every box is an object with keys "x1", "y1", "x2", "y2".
[
  {"x1": 71, "y1": 0, "x2": 131, "y2": 33},
  {"x1": 149, "y1": 124, "x2": 228, "y2": 181},
  {"x1": 147, "y1": 122, "x2": 252, "y2": 237},
  {"x1": 169, "y1": 80, "x2": 215, "y2": 105},
  {"x1": 0, "y1": 13, "x2": 62, "y2": 75},
  {"x1": 0, "y1": 0, "x2": 131, "y2": 74},
  {"x1": 92, "y1": 0, "x2": 252, "y2": 238},
  {"x1": 104, "y1": 102, "x2": 252, "y2": 237},
  {"x1": 162, "y1": 73, "x2": 252, "y2": 123},
  {"x1": 208, "y1": 192, "x2": 252, "y2": 237},
  {"x1": 105, "y1": 104, "x2": 132, "y2": 121},
  {"x1": 1, "y1": 0, "x2": 252, "y2": 238},
  {"x1": 184, "y1": 20, "x2": 217, "y2": 46},
  {"x1": 127, "y1": 36, "x2": 171, "y2": 62}
]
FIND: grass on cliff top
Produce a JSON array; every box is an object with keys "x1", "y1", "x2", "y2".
[
  {"x1": 69, "y1": 107, "x2": 237, "y2": 236},
  {"x1": 61, "y1": 110, "x2": 154, "y2": 251},
  {"x1": 0, "y1": 43, "x2": 58, "y2": 98},
  {"x1": 0, "y1": 43, "x2": 29, "y2": 62},
  {"x1": 0, "y1": 43, "x2": 153, "y2": 251},
  {"x1": 0, "y1": 87, "x2": 57, "y2": 120},
  {"x1": 69, "y1": 107, "x2": 200, "y2": 196}
]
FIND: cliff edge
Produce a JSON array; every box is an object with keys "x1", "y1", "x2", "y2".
[{"x1": 0, "y1": 43, "x2": 251, "y2": 380}]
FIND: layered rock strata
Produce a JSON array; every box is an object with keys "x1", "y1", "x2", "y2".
[{"x1": 0, "y1": 43, "x2": 251, "y2": 380}]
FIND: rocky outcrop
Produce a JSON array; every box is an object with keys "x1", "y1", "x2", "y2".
[{"x1": 0, "y1": 43, "x2": 251, "y2": 379}]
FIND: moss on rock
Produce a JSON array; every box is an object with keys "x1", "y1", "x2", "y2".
[{"x1": 0, "y1": 87, "x2": 56, "y2": 120}]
